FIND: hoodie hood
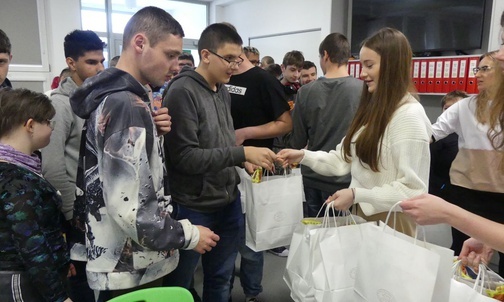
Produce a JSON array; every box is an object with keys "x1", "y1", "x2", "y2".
[
  {"x1": 51, "y1": 76, "x2": 78, "y2": 98},
  {"x1": 167, "y1": 67, "x2": 223, "y2": 95},
  {"x1": 70, "y1": 68, "x2": 149, "y2": 119}
]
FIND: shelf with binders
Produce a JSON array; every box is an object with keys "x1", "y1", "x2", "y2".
[{"x1": 348, "y1": 55, "x2": 481, "y2": 95}]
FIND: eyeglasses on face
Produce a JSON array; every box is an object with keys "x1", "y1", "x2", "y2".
[
  {"x1": 208, "y1": 50, "x2": 244, "y2": 68},
  {"x1": 249, "y1": 60, "x2": 260, "y2": 66},
  {"x1": 45, "y1": 119, "x2": 56, "y2": 130},
  {"x1": 473, "y1": 66, "x2": 493, "y2": 74}
]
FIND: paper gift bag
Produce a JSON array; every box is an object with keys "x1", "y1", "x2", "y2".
[
  {"x1": 235, "y1": 167, "x2": 252, "y2": 214},
  {"x1": 284, "y1": 209, "x2": 367, "y2": 302},
  {"x1": 353, "y1": 202, "x2": 443, "y2": 302},
  {"x1": 450, "y1": 262, "x2": 501, "y2": 302},
  {"x1": 310, "y1": 211, "x2": 369, "y2": 302},
  {"x1": 284, "y1": 221, "x2": 320, "y2": 302},
  {"x1": 244, "y1": 170, "x2": 303, "y2": 252},
  {"x1": 450, "y1": 279, "x2": 500, "y2": 302},
  {"x1": 378, "y1": 221, "x2": 454, "y2": 302}
]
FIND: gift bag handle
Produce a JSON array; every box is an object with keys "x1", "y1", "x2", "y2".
[
  {"x1": 453, "y1": 260, "x2": 488, "y2": 294},
  {"x1": 320, "y1": 202, "x2": 359, "y2": 228},
  {"x1": 383, "y1": 201, "x2": 427, "y2": 246}
]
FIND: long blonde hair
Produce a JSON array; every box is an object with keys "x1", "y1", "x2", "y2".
[
  {"x1": 487, "y1": 12, "x2": 504, "y2": 170},
  {"x1": 489, "y1": 63, "x2": 504, "y2": 170},
  {"x1": 342, "y1": 28, "x2": 416, "y2": 172},
  {"x1": 475, "y1": 51, "x2": 498, "y2": 124}
]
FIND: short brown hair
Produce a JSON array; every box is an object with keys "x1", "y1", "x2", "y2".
[
  {"x1": 319, "y1": 33, "x2": 350, "y2": 66},
  {"x1": 0, "y1": 29, "x2": 11, "y2": 54},
  {"x1": 0, "y1": 88, "x2": 55, "y2": 137},
  {"x1": 441, "y1": 90, "x2": 468, "y2": 108},
  {"x1": 122, "y1": 6, "x2": 184, "y2": 50},
  {"x1": 282, "y1": 50, "x2": 304, "y2": 68}
]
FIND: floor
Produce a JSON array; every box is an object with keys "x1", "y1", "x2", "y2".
[{"x1": 194, "y1": 251, "x2": 294, "y2": 302}]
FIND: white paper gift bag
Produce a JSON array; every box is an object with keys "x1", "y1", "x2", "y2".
[
  {"x1": 284, "y1": 207, "x2": 368, "y2": 302},
  {"x1": 241, "y1": 169, "x2": 303, "y2": 252},
  {"x1": 353, "y1": 202, "x2": 444, "y2": 302},
  {"x1": 378, "y1": 221, "x2": 454, "y2": 302},
  {"x1": 449, "y1": 261, "x2": 502, "y2": 302},
  {"x1": 310, "y1": 209, "x2": 369, "y2": 302},
  {"x1": 283, "y1": 220, "x2": 319, "y2": 302}
]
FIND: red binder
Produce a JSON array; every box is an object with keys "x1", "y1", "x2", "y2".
[
  {"x1": 442, "y1": 59, "x2": 451, "y2": 93},
  {"x1": 450, "y1": 58, "x2": 459, "y2": 92},
  {"x1": 419, "y1": 60, "x2": 428, "y2": 93},
  {"x1": 355, "y1": 63, "x2": 361, "y2": 79},
  {"x1": 412, "y1": 60, "x2": 420, "y2": 92},
  {"x1": 457, "y1": 58, "x2": 468, "y2": 92},
  {"x1": 349, "y1": 62, "x2": 355, "y2": 78},
  {"x1": 434, "y1": 59, "x2": 444, "y2": 93},
  {"x1": 466, "y1": 57, "x2": 479, "y2": 94},
  {"x1": 426, "y1": 60, "x2": 436, "y2": 93}
]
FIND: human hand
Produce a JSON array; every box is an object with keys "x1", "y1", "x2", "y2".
[
  {"x1": 244, "y1": 162, "x2": 258, "y2": 174},
  {"x1": 152, "y1": 107, "x2": 172, "y2": 136},
  {"x1": 276, "y1": 149, "x2": 304, "y2": 168},
  {"x1": 67, "y1": 263, "x2": 76, "y2": 277},
  {"x1": 400, "y1": 193, "x2": 453, "y2": 225},
  {"x1": 193, "y1": 225, "x2": 220, "y2": 254},
  {"x1": 325, "y1": 188, "x2": 354, "y2": 211},
  {"x1": 459, "y1": 238, "x2": 494, "y2": 270},
  {"x1": 243, "y1": 147, "x2": 276, "y2": 171},
  {"x1": 235, "y1": 128, "x2": 246, "y2": 146}
]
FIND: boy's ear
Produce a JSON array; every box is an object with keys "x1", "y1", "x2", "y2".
[
  {"x1": 200, "y1": 49, "x2": 211, "y2": 64},
  {"x1": 66, "y1": 57, "x2": 76, "y2": 71},
  {"x1": 281, "y1": 64, "x2": 286, "y2": 72}
]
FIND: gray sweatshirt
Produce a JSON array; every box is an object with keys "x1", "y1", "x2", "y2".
[
  {"x1": 163, "y1": 69, "x2": 246, "y2": 213},
  {"x1": 42, "y1": 77, "x2": 83, "y2": 220},
  {"x1": 287, "y1": 76, "x2": 363, "y2": 192}
]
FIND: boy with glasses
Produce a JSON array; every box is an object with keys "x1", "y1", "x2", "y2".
[{"x1": 162, "y1": 23, "x2": 276, "y2": 301}]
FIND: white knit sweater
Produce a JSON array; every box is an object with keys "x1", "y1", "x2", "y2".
[{"x1": 301, "y1": 94, "x2": 432, "y2": 216}]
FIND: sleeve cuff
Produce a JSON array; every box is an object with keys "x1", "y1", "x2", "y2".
[{"x1": 179, "y1": 219, "x2": 200, "y2": 250}]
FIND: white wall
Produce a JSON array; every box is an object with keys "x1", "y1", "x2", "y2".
[
  {"x1": 210, "y1": 0, "x2": 332, "y2": 70},
  {"x1": 488, "y1": 0, "x2": 504, "y2": 52},
  {"x1": 45, "y1": 0, "x2": 82, "y2": 82},
  {"x1": 209, "y1": 0, "x2": 504, "y2": 123}
]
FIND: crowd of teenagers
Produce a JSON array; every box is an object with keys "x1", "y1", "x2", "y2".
[{"x1": 0, "y1": 5, "x2": 504, "y2": 302}]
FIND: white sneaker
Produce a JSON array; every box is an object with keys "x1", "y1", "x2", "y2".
[{"x1": 268, "y1": 247, "x2": 289, "y2": 257}]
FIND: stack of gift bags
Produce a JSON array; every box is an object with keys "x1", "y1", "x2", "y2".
[{"x1": 284, "y1": 201, "x2": 504, "y2": 302}]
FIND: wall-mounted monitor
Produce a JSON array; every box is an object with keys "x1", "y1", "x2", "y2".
[{"x1": 351, "y1": 0, "x2": 486, "y2": 56}]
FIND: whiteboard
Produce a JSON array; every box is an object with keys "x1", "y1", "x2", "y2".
[{"x1": 249, "y1": 29, "x2": 322, "y2": 73}]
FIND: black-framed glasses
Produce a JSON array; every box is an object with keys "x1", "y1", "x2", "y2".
[
  {"x1": 208, "y1": 50, "x2": 244, "y2": 68},
  {"x1": 473, "y1": 66, "x2": 493, "y2": 74}
]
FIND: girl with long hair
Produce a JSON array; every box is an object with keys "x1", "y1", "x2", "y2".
[
  {"x1": 429, "y1": 51, "x2": 504, "y2": 274},
  {"x1": 402, "y1": 10, "x2": 504, "y2": 268},
  {"x1": 278, "y1": 28, "x2": 431, "y2": 235}
]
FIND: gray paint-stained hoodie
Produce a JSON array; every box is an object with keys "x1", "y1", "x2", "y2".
[
  {"x1": 163, "y1": 68, "x2": 246, "y2": 212},
  {"x1": 70, "y1": 68, "x2": 199, "y2": 290}
]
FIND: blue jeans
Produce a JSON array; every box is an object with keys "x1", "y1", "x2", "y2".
[
  {"x1": 230, "y1": 214, "x2": 263, "y2": 298},
  {"x1": 163, "y1": 196, "x2": 243, "y2": 302}
]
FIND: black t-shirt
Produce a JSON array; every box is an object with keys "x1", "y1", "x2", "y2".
[{"x1": 228, "y1": 67, "x2": 289, "y2": 148}]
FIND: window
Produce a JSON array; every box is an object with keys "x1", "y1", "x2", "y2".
[{"x1": 81, "y1": 0, "x2": 207, "y2": 64}]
